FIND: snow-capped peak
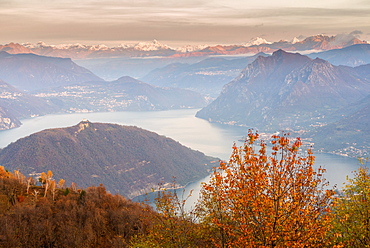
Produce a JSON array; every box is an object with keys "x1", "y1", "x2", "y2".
[
  {"x1": 117, "y1": 43, "x2": 133, "y2": 49},
  {"x1": 133, "y1": 40, "x2": 173, "y2": 51},
  {"x1": 54, "y1": 43, "x2": 90, "y2": 50},
  {"x1": 22, "y1": 42, "x2": 35, "y2": 49},
  {"x1": 23, "y1": 42, "x2": 110, "y2": 50},
  {"x1": 244, "y1": 37, "x2": 272, "y2": 47},
  {"x1": 175, "y1": 44, "x2": 209, "y2": 53},
  {"x1": 36, "y1": 41, "x2": 50, "y2": 48},
  {"x1": 291, "y1": 37, "x2": 301, "y2": 44},
  {"x1": 22, "y1": 42, "x2": 55, "y2": 49},
  {"x1": 88, "y1": 44, "x2": 109, "y2": 51}
]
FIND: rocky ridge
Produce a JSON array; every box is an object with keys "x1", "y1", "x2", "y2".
[{"x1": 196, "y1": 50, "x2": 370, "y2": 130}]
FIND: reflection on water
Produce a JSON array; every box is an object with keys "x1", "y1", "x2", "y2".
[{"x1": 0, "y1": 109, "x2": 362, "y2": 202}]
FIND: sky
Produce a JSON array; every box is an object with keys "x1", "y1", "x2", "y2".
[{"x1": 0, "y1": 0, "x2": 370, "y2": 47}]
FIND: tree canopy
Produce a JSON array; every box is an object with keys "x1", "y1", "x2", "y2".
[{"x1": 196, "y1": 131, "x2": 334, "y2": 247}]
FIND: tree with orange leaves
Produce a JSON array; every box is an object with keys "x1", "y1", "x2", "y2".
[{"x1": 197, "y1": 131, "x2": 334, "y2": 247}]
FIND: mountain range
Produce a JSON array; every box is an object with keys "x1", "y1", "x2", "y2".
[
  {"x1": 0, "y1": 120, "x2": 216, "y2": 198},
  {"x1": 34, "y1": 76, "x2": 208, "y2": 112},
  {"x1": 0, "y1": 34, "x2": 367, "y2": 59},
  {"x1": 0, "y1": 52, "x2": 210, "y2": 130},
  {"x1": 0, "y1": 51, "x2": 104, "y2": 129},
  {"x1": 176, "y1": 34, "x2": 367, "y2": 58},
  {"x1": 1, "y1": 37, "x2": 370, "y2": 157},
  {"x1": 196, "y1": 50, "x2": 370, "y2": 129},
  {"x1": 195, "y1": 49, "x2": 370, "y2": 157},
  {"x1": 75, "y1": 55, "x2": 205, "y2": 80},
  {"x1": 308, "y1": 44, "x2": 370, "y2": 67},
  {"x1": 0, "y1": 51, "x2": 103, "y2": 92},
  {"x1": 141, "y1": 53, "x2": 268, "y2": 97}
]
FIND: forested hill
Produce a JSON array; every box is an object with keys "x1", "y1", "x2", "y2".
[{"x1": 0, "y1": 120, "x2": 216, "y2": 198}]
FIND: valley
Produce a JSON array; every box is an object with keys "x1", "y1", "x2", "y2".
[
  {"x1": 0, "y1": 34, "x2": 369, "y2": 193},
  {"x1": 1, "y1": 1, "x2": 370, "y2": 246}
]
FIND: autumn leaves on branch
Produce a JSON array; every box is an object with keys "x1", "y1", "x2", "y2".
[
  {"x1": 196, "y1": 131, "x2": 333, "y2": 247},
  {"x1": 139, "y1": 131, "x2": 370, "y2": 247},
  {"x1": 1, "y1": 131, "x2": 369, "y2": 247}
]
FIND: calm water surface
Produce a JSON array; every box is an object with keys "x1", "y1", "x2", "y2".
[
  {"x1": 0, "y1": 109, "x2": 245, "y2": 159},
  {"x1": 0, "y1": 109, "x2": 361, "y2": 200}
]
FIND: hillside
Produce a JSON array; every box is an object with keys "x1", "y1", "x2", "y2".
[
  {"x1": 0, "y1": 79, "x2": 59, "y2": 130},
  {"x1": 0, "y1": 168, "x2": 156, "y2": 247},
  {"x1": 0, "y1": 51, "x2": 103, "y2": 91},
  {"x1": 0, "y1": 120, "x2": 216, "y2": 198},
  {"x1": 141, "y1": 53, "x2": 268, "y2": 97},
  {"x1": 308, "y1": 44, "x2": 370, "y2": 67},
  {"x1": 0, "y1": 80, "x2": 58, "y2": 118},
  {"x1": 354, "y1": 63, "x2": 370, "y2": 80},
  {"x1": 75, "y1": 56, "x2": 204, "y2": 80},
  {"x1": 34, "y1": 76, "x2": 208, "y2": 112},
  {"x1": 307, "y1": 95, "x2": 370, "y2": 157},
  {"x1": 196, "y1": 50, "x2": 370, "y2": 131},
  {"x1": 0, "y1": 106, "x2": 21, "y2": 130}
]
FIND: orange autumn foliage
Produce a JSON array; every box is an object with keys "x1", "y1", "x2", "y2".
[{"x1": 197, "y1": 131, "x2": 334, "y2": 247}]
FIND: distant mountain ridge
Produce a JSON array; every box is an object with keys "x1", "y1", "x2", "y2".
[
  {"x1": 0, "y1": 34, "x2": 367, "y2": 59},
  {"x1": 34, "y1": 76, "x2": 208, "y2": 112},
  {"x1": 308, "y1": 44, "x2": 370, "y2": 67},
  {"x1": 0, "y1": 121, "x2": 216, "y2": 198},
  {"x1": 0, "y1": 51, "x2": 208, "y2": 130},
  {"x1": 196, "y1": 50, "x2": 370, "y2": 130},
  {"x1": 0, "y1": 42, "x2": 34, "y2": 54},
  {"x1": 0, "y1": 51, "x2": 103, "y2": 129},
  {"x1": 165, "y1": 34, "x2": 367, "y2": 58},
  {"x1": 141, "y1": 53, "x2": 269, "y2": 97},
  {"x1": 0, "y1": 51, "x2": 103, "y2": 91}
]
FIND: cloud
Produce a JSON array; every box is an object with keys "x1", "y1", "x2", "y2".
[
  {"x1": 333, "y1": 30, "x2": 365, "y2": 45},
  {"x1": 0, "y1": 0, "x2": 369, "y2": 44},
  {"x1": 350, "y1": 30, "x2": 363, "y2": 36},
  {"x1": 2, "y1": 1, "x2": 370, "y2": 27}
]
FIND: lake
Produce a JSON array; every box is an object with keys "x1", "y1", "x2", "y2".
[{"x1": 0, "y1": 109, "x2": 361, "y2": 199}]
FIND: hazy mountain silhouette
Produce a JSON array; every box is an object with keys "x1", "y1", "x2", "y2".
[
  {"x1": 0, "y1": 51, "x2": 103, "y2": 91},
  {"x1": 142, "y1": 53, "x2": 268, "y2": 97},
  {"x1": 35, "y1": 76, "x2": 208, "y2": 111},
  {"x1": 308, "y1": 44, "x2": 370, "y2": 67},
  {"x1": 196, "y1": 50, "x2": 370, "y2": 130}
]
